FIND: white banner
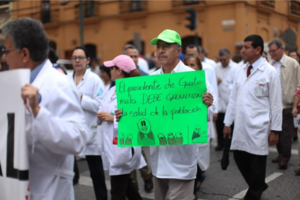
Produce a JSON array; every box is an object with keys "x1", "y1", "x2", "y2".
[{"x1": 0, "y1": 69, "x2": 30, "y2": 200}]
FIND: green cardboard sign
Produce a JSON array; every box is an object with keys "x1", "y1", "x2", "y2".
[{"x1": 116, "y1": 70, "x2": 208, "y2": 147}]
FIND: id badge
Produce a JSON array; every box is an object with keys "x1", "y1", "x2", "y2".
[{"x1": 255, "y1": 86, "x2": 263, "y2": 97}]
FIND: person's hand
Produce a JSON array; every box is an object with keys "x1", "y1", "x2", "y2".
[
  {"x1": 269, "y1": 132, "x2": 279, "y2": 146},
  {"x1": 292, "y1": 107, "x2": 298, "y2": 117},
  {"x1": 21, "y1": 84, "x2": 40, "y2": 117},
  {"x1": 223, "y1": 126, "x2": 231, "y2": 139},
  {"x1": 115, "y1": 109, "x2": 123, "y2": 122},
  {"x1": 97, "y1": 111, "x2": 114, "y2": 122},
  {"x1": 217, "y1": 77, "x2": 222, "y2": 84},
  {"x1": 203, "y1": 92, "x2": 213, "y2": 108},
  {"x1": 213, "y1": 113, "x2": 218, "y2": 122}
]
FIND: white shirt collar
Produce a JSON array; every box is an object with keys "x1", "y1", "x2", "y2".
[
  {"x1": 159, "y1": 60, "x2": 183, "y2": 74},
  {"x1": 245, "y1": 56, "x2": 264, "y2": 71}
]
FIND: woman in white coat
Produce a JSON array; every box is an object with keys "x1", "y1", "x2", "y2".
[
  {"x1": 184, "y1": 55, "x2": 213, "y2": 200},
  {"x1": 68, "y1": 47, "x2": 107, "y2": 200},
  {"x1": 97, "y1": 55, "x2": 146, "y2": 200}
]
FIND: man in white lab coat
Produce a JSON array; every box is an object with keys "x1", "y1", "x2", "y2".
[
  {"x1": 116, "y1": 29, "x2": 214, "y2": 200},
  {"x1": 149, "y1": 30, "x2": 214, "y2": 200},
  {"x1": 2, "y1": 18, "x2": 87, "y2": 200},
  {"x1": 215, "y1": 48, "x2": 238, "y2": 151},
  {"x1": 224, "y1": 35, "x2": 282, "y2": 200}
]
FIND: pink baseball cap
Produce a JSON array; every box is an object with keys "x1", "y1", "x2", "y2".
[{"x1": 104, "y1": 55, "x2": 136, "y2": 73}]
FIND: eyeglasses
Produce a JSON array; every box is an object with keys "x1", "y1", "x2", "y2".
[
  {"x1": 71, "y1": 56, "x2": 86, "y2": 61},
  {"x1": 129, "y1": 55, "x2": 138, "y2": 59},
  {"x1": 268, "y1": 48, "x2": 280, "y2": 54},
  {"x1": 2, "y1": 47, "x2": 15, "y2": 54}
]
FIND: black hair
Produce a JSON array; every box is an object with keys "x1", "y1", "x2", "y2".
[
  {"x1": 72, "y1": 46, "x2": 90, "y2": 58},
  {"x1": 100, "y1": 65, "x2": 111, "y2": 79},
  {"x1": 186, "y1": 44, "x2": 200, "y2": 54},
  {"x1": 244, "y1": 35, "x2": 264, "y2": 55},
  {"x1": 48, "y1": 48, "x2": 58, "y2": 64}
]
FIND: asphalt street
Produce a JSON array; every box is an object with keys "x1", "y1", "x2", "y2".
[{"x1": 74, "y1": 138, "x2": 300, "y2": 200}]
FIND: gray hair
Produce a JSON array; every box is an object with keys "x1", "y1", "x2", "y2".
[
  {"x1": 219, "y1": 48, "x2": 230, "y2": 57},
  {"x1": 268, "y1": 38, "x2": 285, "y2": 49},
  {"x1": 2, "y1": 18, "x2": 49, "y2": 62},
  {"x1": 123, "y1": 44, "x2": 139, "y2": 55},
  {"x1": 174, "y1": 43, "x2": 181, "y2": 49}
]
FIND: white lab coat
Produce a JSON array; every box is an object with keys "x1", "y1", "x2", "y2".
[
  {"x1": 27, "y1": 60, "x2": 87, "y2": 200},
  {"x1": 98, "y1": 86, "x2": 146, "y2": 176},
  {"x1": 224, "y1": 57, "x2": 282, "y2": 155},
  {"x1": 215, "y1": 60, "x2": 238, "y2": 113},
  {"x1": 150, "y1": 60, "x2": 214, "y2": 179},
  {"x1": 204, "y1": 57, "x2": 217, "y2": 69},
  {"x1": 68, "y1": 69, "x2": 104, "y2": 155},
  {"x1": 196, "y1": 62, "x2": 218, "y2": 170},
  {"x1": 202, "y1": 62, "x2": 218, "y2": 139}
]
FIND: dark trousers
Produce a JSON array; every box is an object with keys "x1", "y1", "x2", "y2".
[
  {"x1": 73, "y1": 157, "x2": 80, "y2": 184},
  {"x1": 110, "y1": 173, "x2": 142, "y2": 200},
  {"x1": 276, "y1": 108, "x2": 293, "y2": 162},
  {"x1": 193, "y1": 165, "x2": 203, "y2": 194},
  {"x1": 216, "y1": 113, "x2": 234, "y2": 147},
  {"x1": 86, "y1": 155, "x2": 108, "y2": 200},
  {"x1": 130, "y1": 148, "x2": 152, "y2": 182},
  {"x1": 234, "y1": 151, "x2": 268, "y2": 200}
]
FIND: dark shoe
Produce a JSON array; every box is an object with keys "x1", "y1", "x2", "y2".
[
  {"x1": 132, "y1": 181, "x2": 139, "y2": 191},
  {"x1": 215, "y1": 146, "x2": 223, "y2": 151},
  {"x1": 271, "y1": 156, "x2": 280, "y2": 163},
  {"x1": 195, "y1": 174, "x2": 206, "y2": 192},
  {"x1": 144, "y1": 177, "x2": 153, "y2": 193},
  {"x1": 278, "y1": 160, "x2": 288, "y2": 170},
  {"x1": 294, "y1": 168, "x2": 300, "y2": 175},
  {"x1": 73, "y1": 180, "x2": 79, "y2": 186}
]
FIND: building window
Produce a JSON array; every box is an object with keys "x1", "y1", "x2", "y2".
[
  {"x1": 41, "y1": 0, "x2": 51, "y2": 23},
  {"x1": 290, "y1": 0, "x2": 300, "y2": 15},
  {"x1": 0, "y1": 1, "x2": 10, "y2": 6},
  {"x1": 259, "y1": 0, "x2": 275, "y2": 8},
  {"x1": 75, "y1": 1, "x2": 98, "y2": 19},
  {"x1": 172, "y1": 0, "x2": 201, "y2": 7},
  {"x1": 120, "y1": 0, "x2": 147, "y2": 14}
]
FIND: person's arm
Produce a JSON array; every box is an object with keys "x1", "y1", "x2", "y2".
[
  {"x1": 292, "y1": 82, "x2": 300, "y2": 117},
  {"x1": 24, "y1": 83, "x2": 88, "y2": 155},
  {"x1": 81, "y1": 77, "x2": 104, "y2": 113},
  {"x1": 268, "y1": 70, "x2": 283, "y2": 146},
  {"x1": 223, "y1": 71, "x2": 238, "y2": 139}
]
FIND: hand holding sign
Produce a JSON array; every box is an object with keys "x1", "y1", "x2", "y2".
[{"x1": 21, "y1": 84, "x2": 40, "y2": 117}]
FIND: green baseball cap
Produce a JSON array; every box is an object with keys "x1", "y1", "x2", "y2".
[{"x1": 150, "y1": 29, "x2": 182, "y2": 46}]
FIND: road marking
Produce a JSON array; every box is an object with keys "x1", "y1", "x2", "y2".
[{"x1": 227, "y1": 172, "x2": 283, "y2": 200}]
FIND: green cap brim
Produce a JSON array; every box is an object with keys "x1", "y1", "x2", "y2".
[{"x1": 150, "y1": 37, "x2": 180, "y2": 46}]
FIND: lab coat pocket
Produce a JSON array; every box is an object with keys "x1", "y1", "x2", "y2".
[
  {"x1": 255, "y1": 79, "x2": 269, "y2": 97},
  {"x1": 166, "y1": 145, "x2": 196, "y2": 166}
]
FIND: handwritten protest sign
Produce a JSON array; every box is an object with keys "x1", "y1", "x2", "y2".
[
  {"x1": 116, "y1": 70, "x2": 207, "y2": 147},
  {"x1": 0, "y1": 69, "x2": 30, "y2": 200}
]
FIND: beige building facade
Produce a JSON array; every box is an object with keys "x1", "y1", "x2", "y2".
[{"x1": 11, "y1": 0, "x2": 300, "y2": 61}]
